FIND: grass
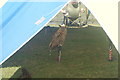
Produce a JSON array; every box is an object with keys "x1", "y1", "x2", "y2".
[
  {"x1": 1, "y1": 26, "x2": 118, "y2": 79},
  {"x1": 0, "y1": 67, "x2": 20, "y2": 79}
]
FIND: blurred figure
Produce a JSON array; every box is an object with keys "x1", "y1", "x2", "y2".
[{"x1": 49, "y1": 24, "x2": 67, "y2": 62}]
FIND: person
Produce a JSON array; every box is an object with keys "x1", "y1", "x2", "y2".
[
  {"x1": 108, "y1": 44, "x2": 113, "y2": 61},
  {"x1": 49, "y1": 24, "x2": 67, "y2": 62},
  {"x1": 61, "y1": 9, "x2": 69, "y2": 25}
]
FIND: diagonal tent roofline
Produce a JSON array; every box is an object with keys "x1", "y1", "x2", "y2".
[
  {"x1": 80, "y1": 0, "x2": 119, "y2": 53},
  {"x1": 0, "y1": 0, "x2": 8, "y2": 8},
  {"x1": 0, "y1": 0, "x2": 70, "y2": 65},
  {"x1": 1, "y1": 0, "x2": 119, "y2": 53},
  {"x1": 0, "y1": 0, "x2": 119, "y2": 65}
]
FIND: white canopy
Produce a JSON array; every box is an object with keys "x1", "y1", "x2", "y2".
[
  {"x1": 0, "y1": 0, "x2": 8, "y2": 8},
  {"x1": 81, "y1": 0, "x2": 119, "y2": 53}
]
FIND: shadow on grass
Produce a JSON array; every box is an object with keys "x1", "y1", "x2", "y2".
[{"x1": 2, "y1": 27, "x2": 57, "y2": 79}]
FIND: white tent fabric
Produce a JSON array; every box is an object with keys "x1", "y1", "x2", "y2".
[
  {"x1": 81, "y1": 0, "x2": 119, "y2": 53},
  {"x1": 0, "y1": 0, "x2": 8, "y2": 8}
]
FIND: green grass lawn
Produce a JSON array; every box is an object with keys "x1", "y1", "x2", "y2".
[{"x1": 1, "y1": 26, "x2": 118, "y2": 79}]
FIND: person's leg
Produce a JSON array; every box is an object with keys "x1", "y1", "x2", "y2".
[
  {"x1": 63, "y1": 16, "x2": 68, "y2": 25},
  {"x1": 63, "y1": 16, "x2": 66, "y2": 24},
  {"x1": 65, "y1": 16, "x2": 68, "y2": 25}
]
